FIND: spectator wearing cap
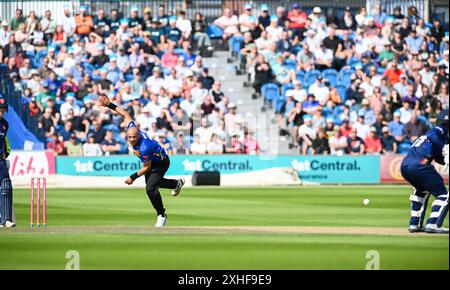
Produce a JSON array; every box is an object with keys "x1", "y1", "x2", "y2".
[
  {"x1": 198, "y1": 67, "x2": 214, "y2": 90},
  {"x1": 388, "y1": 111, "x2": 405, "y2": 142},
  {"x1": 287, "y1": 3, "x2": 307, "y2": 37},
  {"x1": 75, "y1": 5, "x2": 94, "y2": 37},
  {"x1": 90, "y1": 43, "x2": 109, "y2": 68},
  {"x1": 308, "y1": 76, "x2": 329, "y2": 106},
  {"x1": 364, "y1": 127, "x2": 382, "y2": 154},
  {"x1": 298, "y1": 114, "x2": 315, "y2": 154},
  {"x1": 0, "y1": 20, "x2": 11, "y2": 47},
  {"x1": 83, "y1": 133, "x2": 102, "y2": 156},
  {"x1": 290, "y1": 80, "x2": 308, "y2": 103},
  {"x1": 213, "y1": 8, "x2": 239, "y2": 41},
  {"x1": 224, "y1": 103, "x2": 244, "y2": 138},
  {"x1": 329, "y1": 125, "x2": 348, "y2": 156},
  {"x1": 135, "y1": 107, "x2": 156, "y2": 132},
  {"x1": 339, "y1": 7, "x2": 356, "y2": 30},
  {"x1": 64, "y1": 133, "x2": 82, "y2": 156},
  {"x1": 239, "y1": 3, "x2": 255, "y2": 33},
  {"x1": 128, "y1": 6, "x2": 143, "y2": 29},
  {"x1": 358, "y1": 98, "x2": 376, "y2": 126},
  {"x1": 27, "y1": 69, "x2": 42, "y2": 96},
  {"x1": 309, "y1": 7, "x2": 325, "y2": 31},
  {"x1": 258, "y1": 4, "x2": 270, "y2": 30},
  {"x1": 167, "y1": 16, "x2": 182, "y2": 45},
  {"x1": 353, "y1": 113, "x2": 371, "y2": 140},
  {"x1": 379, "y1": 40, "x2": 395, "y2": 67},
  {"x1": 266, "y1": 15, "x2": 282, "y2": 42},
  {"x1": 101, "y1": 130, "x2": 121, "y2": 155},
  {"x1": 146, "y1": 66, "x2": 165, "y2": 95},
  {"x1": 303, "y1": 94, "x2": 320, "y2": 115},
  {"x1": 60, "y1": 92, "x2": 81, "y2": 120},
  {"x1": 380, "y1": 126, "x2": 397, "y2": 153}
]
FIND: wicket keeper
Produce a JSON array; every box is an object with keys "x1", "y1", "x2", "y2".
[
  {"x1": 98, "y1": 94, "x2": 184, "y2": 227},
  {"x1": 0, "y1": 98, "x2": 14, "y2": 228},
  {"x1": 401, "y1": 115, "x2": 449, "y2": 234}
]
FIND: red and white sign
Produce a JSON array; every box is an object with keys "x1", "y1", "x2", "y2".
[{"x1": 7, "y1": 151, "x2": 55, "y2": 177}]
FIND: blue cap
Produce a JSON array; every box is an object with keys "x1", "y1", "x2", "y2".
[
  {"x1": 270, "y1": 15, "x2": 278, "y2": 22},
  {"x1": 244, "y1": 3, "x2": 252, "y2": 10},
  {"x1": 63, "y1": 3, "x2": 71, "y2": 10},
  {"x1": 261, "y1": 4, "x2": 269, "y2": 11},
  {"x1": 303, "y1": 114, "x2": 312, "y2": 121},
  {"x1": 79, "y1": 5, "x2": 87, "y2": 11},
  {"x1": 109, "y1": 54, "x2": 117, "y2": 61},
  {"x1": 131, "y1": 5, "x2": 139, "y2": 12},
  {"x1": 293, "y1": 3, "x2": 300, "y2": 9},
  {"x1": 131, "y1": 92, "x2": 140, "y2": 100},
  {"x1": 66, "y1": 92, "x2": 75, "y2": 99},
  {"x1": 96, "y1": 43, "x2": 105, "y2": 50},
  {"x1": 68, "y1": 47, "x2": 75, "y2": 53},
  {"x1": 120, "y1": 18, "x2": 129, "y2": 25},
  {"x1": 48, "y1": 45, "x2": 56, "y2": 51},
  {"x1": 99, "y1": 67, "x2": 108, "y2": 73},
  {"x1": 169, "y1": 16, "x2": 177, "y2": 23}
]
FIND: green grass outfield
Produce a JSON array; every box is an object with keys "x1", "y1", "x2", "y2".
[{"x1": 0, "y1": 185, "x2": 448, "y2": 270}]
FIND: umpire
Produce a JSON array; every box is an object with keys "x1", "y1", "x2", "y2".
[{"x1": 0, "y1": 98, "x2": 14, "y2": 228}]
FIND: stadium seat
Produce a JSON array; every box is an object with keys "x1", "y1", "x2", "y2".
[
  {"x1": 207, "y1": 25, "x2": 224, "y2": 39},
  {"x1": 230, "y1": 36, "x2": 244, "y2": 59},
  {"x1": 347, "y1": 57, "x2": 361, "y2": 69},
  {"x1": 322, "y1": 69, "x2": 339, "y2": 87},
  {"x1": 339, "y1": 68, "x2": 355, "y2": 88},
  {"x1": 377, "y1": 67, "x2": 386, "y2": 75},
  {"x1": 82, "y1": 63, "x2": 95, "y2": 77},
  {"x1": 261, "y1": 83, "x2": 280, "y2": 104},
  {"x1": 284, "y1": 59, "x2": 297, "y2": 73},
  {"x1": 281, "y1": 83, "x2": 294, "y2": 98},
  {"x1": 398, "y1": 143, "x2": 412, "y2": 154},
  {"x1": 334, "y1": 83, "x2": 347, "y2": 102},
  {"x1": 306, "y1": 69, "x2": 321, "y2": 86}
]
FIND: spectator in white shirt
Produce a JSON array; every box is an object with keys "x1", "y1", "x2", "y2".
[
  {"x1": 194, "y1": 118, "x2": 213, "y2": 144},
  {"x1": 329, "y1": 126, "x2": 348, "y2": 156},
  {"x1": 176, "y1": 11, "x2": 192, "y2": 40},
  {"x1": 136, "y1": 107, "x2": 156, "y2": 132},
  {"x1": 180, "y1": 93, "x2": 196, "y2": 117},
  {"x1": 144, "y1": 93, "x2": 163, "y2": 119},
  {"x1": 190, "y1": 79, "x2": 208, "y2": 106},
  {"x1": 207, "y1": 133, "x2": 224, "y2": 154},
  {"x1": 353, "y1": 114, "x2": 371, "y2": 140},
  {"x1": 60, "y1": 93, "x2": 81, "y2": 121},
  {"x1": 58, "y1": 4, "x2": 76, "y2": 37},
  {"x1": 164, "y1": 68, "x2": 183, "y2": 98},
  {"x1": 308, "y1": 76, "x2": 329, "y2": 105},
  {"x1": 83, "y1": 133, "x2": 103, "y2": 156},
  {"x1": 146, "y1": 66, "x2": 165, "y2": 95},
  {"x1": 191, "y1": 134, "x2": 207, "y2": 155}
]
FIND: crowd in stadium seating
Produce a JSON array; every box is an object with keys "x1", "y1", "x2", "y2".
[
  {"x1": 221, "y1": 3, "x2": 449, "y2": 155},
  {"x1": 0, "y1": 4, "x2": 260, "y2": 156},
  {"x1": 0, "y1": 3, "x2": 448, "y2": 156}
]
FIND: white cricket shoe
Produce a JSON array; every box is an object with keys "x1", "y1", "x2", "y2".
[
  {"x1": 424, "y1": 224, "x2": 449, "y2": 234},
  {"x1": 155, "y1": 215, "x2": 167, "y2": 228},
  {"x1": 172, "y1": 178, "x2": 185, "y2": 197},
  {"x1": 4, "y1": 220, "x2": 16, "y2": 228}
]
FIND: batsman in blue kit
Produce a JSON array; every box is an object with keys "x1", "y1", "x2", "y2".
[
  {"x1": 99, "y1": 95, "x2": 184, "y2": 227},
  {"x1": 401, "y1": 115, "x2": 449, "y2": 234},
  {"x1": 0, "y1": 98, "x2": 15, "y2": 228}
]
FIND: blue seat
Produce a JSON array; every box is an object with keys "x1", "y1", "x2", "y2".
[
  {"x1": 230, "y1": 36, "x2": 244, "y2": 57},
  {"x1": 377, "y1": 67, "x2": 386, "y2": 75},
  {"x1": 306, "y1": 69, "x2": 321, "y2": 86},
  {"x1": 284, "y1": 59, "x2": 297, "y2": 72},
  {"x1": 261, "y1": 83, "x2": 280, "y2": 103},
  {"x1": 398, "y1": 142, "x2": 412, "y2": 154},
  {"x1": 322, "y1": 68, "x2": 339, "y2": 87},
  {"x1": 339, "y1": 68, "x2": 355, "y2": 88},
  {"x1": 82, "y1": 63, "x2": 95, "y2": 77},
  {"x1": 347, "y1": 57, "x2": 361, "y2": 69},
  {"x1": 281, "y1": 83, "x2": 294, "y2": 98},
  {"x1": 334, "y1": 83, "x2": 347, "y2": 102},
  {"x1": 207, "y1": 25, "x2": 224, "y2": 39}
]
